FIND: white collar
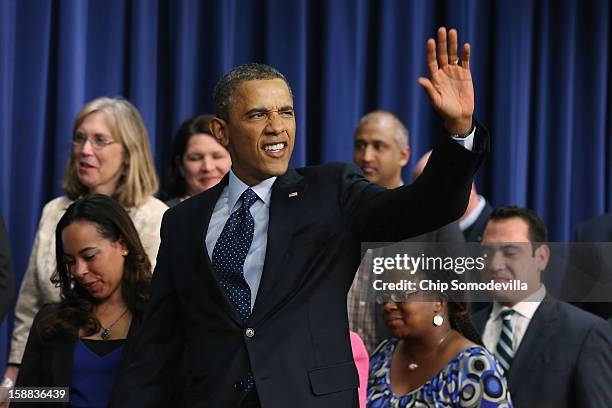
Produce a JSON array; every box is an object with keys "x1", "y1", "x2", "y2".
[
  {"x1": 227, "y1": 170, "x2": 276, "y2": 211},
  {"x1": 491, "y1": 284, "x2": 547, "y2": 320},
  {"x1": 459, "y1": 195, "x2": 486, "y2": 231}
]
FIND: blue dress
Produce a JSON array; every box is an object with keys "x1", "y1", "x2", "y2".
[
  {"x1": 69, "y1": 339, "x2": 124, "y2": 408},
  {"x1": 367, "y1": 338, "x2": 513, "y2": 407}
]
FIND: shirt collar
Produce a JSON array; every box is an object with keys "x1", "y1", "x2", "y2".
[
  {"x1": 228, "y1": 169, "x2": 276, "y2": 212},
  {"x1": 491, "y1": 284, "x2": 547, "y2": 320},
  {"x1": 459, "y1": 195, "x2": 486, "y2": 231}
]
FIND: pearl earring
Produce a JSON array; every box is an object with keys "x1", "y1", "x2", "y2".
[{"x1": 433, "y1": 312, "x2": 444, "y2": 327}]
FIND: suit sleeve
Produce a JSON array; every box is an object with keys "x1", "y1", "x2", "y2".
[
  {"x1": 110, "y1": 212, "x2": 183, "y2": 408},
  {"x1": 574, "y1": 321, "x2": 612, "y2": 407},
  {"x1": 349, "y1": 121, "x2": 488, "y2": 242},
  {"x1": 15, "y1": 306, "x2": 50, "y2": 388},
  {"x1": 0, "y1": 216, "x2": 14, "y2": 323}
]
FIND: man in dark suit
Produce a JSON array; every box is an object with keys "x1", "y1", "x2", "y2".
[
  {"x1": 412, "y1": 149, "x2": 491, "y2": 243},
  {"x1": 0, "y1": 215, "x2": 14, "y2": 323},
  {"x1": 112, "y1": 27, "x2": 487, "y2": 407},
  {"x1": 348, "y1": 111, "x2": 464, "y2": 353},
  {"x1": 459, "y1": 183, "x2": 492, "y2": 242},
  {"x1": 472, "y1": 207, "x2": 612, "y2": 408},
  {"x1": 561, "y1": 213, "x2": 612, "y2": 319}
]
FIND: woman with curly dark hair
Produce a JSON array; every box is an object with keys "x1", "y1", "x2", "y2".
[{"x1": 15, "y1": 194, "x2": 152, "y2": 407}]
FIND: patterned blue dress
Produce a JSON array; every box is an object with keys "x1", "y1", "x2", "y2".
[{"x1": 367, "y1": 338, "x2": 513, "y2": 407}]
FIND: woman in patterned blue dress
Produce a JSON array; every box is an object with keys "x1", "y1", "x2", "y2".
[{"x1": 367, "y1": 268, "x2": 512, "y2": 408}]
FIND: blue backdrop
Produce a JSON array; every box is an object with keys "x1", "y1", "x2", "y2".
[{"x1": 1, "y1": 0, "x2": 611, "y2": 368}]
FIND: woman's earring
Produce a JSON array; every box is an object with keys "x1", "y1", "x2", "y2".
[
  {"x1": 433, "y1": 312, "x2": 444, "y2": 327},
  {"x1": 122, "y1": 250, "x2": 128, "y2": 256}
]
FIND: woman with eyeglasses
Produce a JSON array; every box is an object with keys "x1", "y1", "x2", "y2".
[
  {"x1": 367, "y1": 264, "x2": 512, "y2": 407},
  {"x1": 16, "y1": 195, "x2": 151, "y2": 407},
  {"x1": 1, "y1": 97, "x2": 167, "y2": 395}
]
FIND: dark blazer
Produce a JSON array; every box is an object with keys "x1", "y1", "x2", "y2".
[
  {"x1": 471, "y1": 294, "x2": 612, "y2": 408},
  {"x1": 463, "y1": 199, "x2": 492, "y2": 242},
  {"x1": 561, "y1": 213, "x2": 612, "y2": 319},
  {"x1": 0, "y1": 215, "x2": 15, "y2": 322},
  {"x1": 16, "y1": 304, "x2": 142, "y2": 407},
  {"x1": 111, "y1": 128, "x2": 487, "y2": 408}
]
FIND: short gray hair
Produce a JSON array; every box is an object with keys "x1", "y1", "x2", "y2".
[
  {"x1": 356, "y1": 110, "x2": 409, "y2": 150},
  {"x1": 213, "y1": 63, "x2": 293, "y2": 120}
]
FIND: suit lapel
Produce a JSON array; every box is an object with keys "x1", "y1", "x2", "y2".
[
  {"x1": 250, "y1": 169, "x2": 305, "y2": 324},
  {"x1": 188, "y1": 175, "x2": 246, "y2": 326}
]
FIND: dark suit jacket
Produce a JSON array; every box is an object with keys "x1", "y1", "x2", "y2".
[
  {"x1": 0, "y1": 215, "x2": 15, "y2": 322},
  {"x1": 16, "y1": 304, "x2": 142, "y2": 407},
  {"x1": 111, "y1": 128, "x2": 487, "y2": 408},
  {"x1": 561, "y1": 213, "x2": 612, "y2": 319},
  {"x1": 463, "y1": 199, "x2": 492, "y2": 242},
  {"x1": 471, "y1": 294, "x2": 612, "y2": 408}
]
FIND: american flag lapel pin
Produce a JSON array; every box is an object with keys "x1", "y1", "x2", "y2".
[{"x1": 288, "y1": 191, "x2": 298, "y2": 198}]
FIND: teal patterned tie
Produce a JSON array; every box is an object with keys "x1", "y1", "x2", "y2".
[{"x1": 495, "y1": 308, "x2": 515, "y2": 373}]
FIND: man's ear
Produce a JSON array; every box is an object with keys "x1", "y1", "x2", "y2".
[
  {"x1": 534, "y1": 243, "x2": 550, "y2": 272},
  {"x1": 209, "y1": 117, "x2": 229, "y2": 147},
  {"x1": 399, "y1": 146, "x2": 411, "y2": 167}
]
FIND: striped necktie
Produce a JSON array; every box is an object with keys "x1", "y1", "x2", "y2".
[{"x1": 495, "y1": 308, "x2": 515, "y2": 373}]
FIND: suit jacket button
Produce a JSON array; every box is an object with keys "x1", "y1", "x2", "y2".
[
  {"x1": 234, "y1": 380, "x2": 244, "y2": 391},
  {"x1": 245, "y1": 328, "x2": 255, "y2": 338}
]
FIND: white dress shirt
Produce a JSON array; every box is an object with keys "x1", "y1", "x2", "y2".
[
  {"x1": 482, "y1": 285, "x2": 547, "y2": 354},
  {"x1": 459, "y1": 194, "x2": 486, "y2": 231}
]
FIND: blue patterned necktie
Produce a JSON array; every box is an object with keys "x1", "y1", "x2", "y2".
[
  {"x1": 495, "y1": 308, "x2": 515, "y2": 373},
  {"x1": 212, "y1": 188, "x2": 258, "y2": 321}
]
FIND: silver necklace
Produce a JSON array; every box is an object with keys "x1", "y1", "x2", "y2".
[
  {"x1": 100, "y1": 308, "x2": 129, "y2": 340},
  {"x1": 404, "y1": 330, "x2": 452, "y2": 371}
]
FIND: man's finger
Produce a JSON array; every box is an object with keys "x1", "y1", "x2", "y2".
[
  {"x1": 417, "y1": 77, "x2": 440, "y2": 106},
  {"x1": 436, "y1": 27, "x2": 449, "y2": 67},
  {"x1": 448, "y1": 29, "x2": 459, "y2": 65},
  {"x1": 425, "y1": 38, "x2": 438, "y2": 75},
  {"x1": 461, "y1": 43, "x2": 471, "y2": 70}
]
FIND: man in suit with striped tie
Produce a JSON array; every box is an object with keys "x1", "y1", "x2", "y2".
[{"x1": 471, "y1": 206, "x2": 612, "y2": 408}]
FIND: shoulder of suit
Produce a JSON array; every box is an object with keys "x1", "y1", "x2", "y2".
[
  {"x1": 470, "y1": 305, "x2": 492, "y2": 322},
  {"x1": 294, "y1": 162, "x2": 364, "y2": 180},
  {"x1": 576, "y1": 213, "x2": 612, "y2": 239},
  {"x1": 547, "y1": 296, "x2": 609, "y2": 332}
]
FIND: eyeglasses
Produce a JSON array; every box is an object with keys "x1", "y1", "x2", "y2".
[
  {"x1": 375, "y1": 290, "x2": 424, "y2": 304},
  {"x1": 72, "y1": 133, "x2": 117, "y2": 150}
]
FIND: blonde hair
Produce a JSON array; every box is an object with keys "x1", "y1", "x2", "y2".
[{"x1": 62, "y1": 97, "x2": 159, "y2": 207}]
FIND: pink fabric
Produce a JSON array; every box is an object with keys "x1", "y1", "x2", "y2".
[{"x1": 350, "y1": 331, "x2": 369, "y2": 408}]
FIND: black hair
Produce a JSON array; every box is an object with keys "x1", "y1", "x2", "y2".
[
  {"x1": 213, "y1": 63, "x2": 293, "y2": 120},
  {"x1": 488, "y1": 206, "x2": 548, "y2": 243},
  {"x1": 38, "y1": 194, "x2": 151, "y2": 339}
]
